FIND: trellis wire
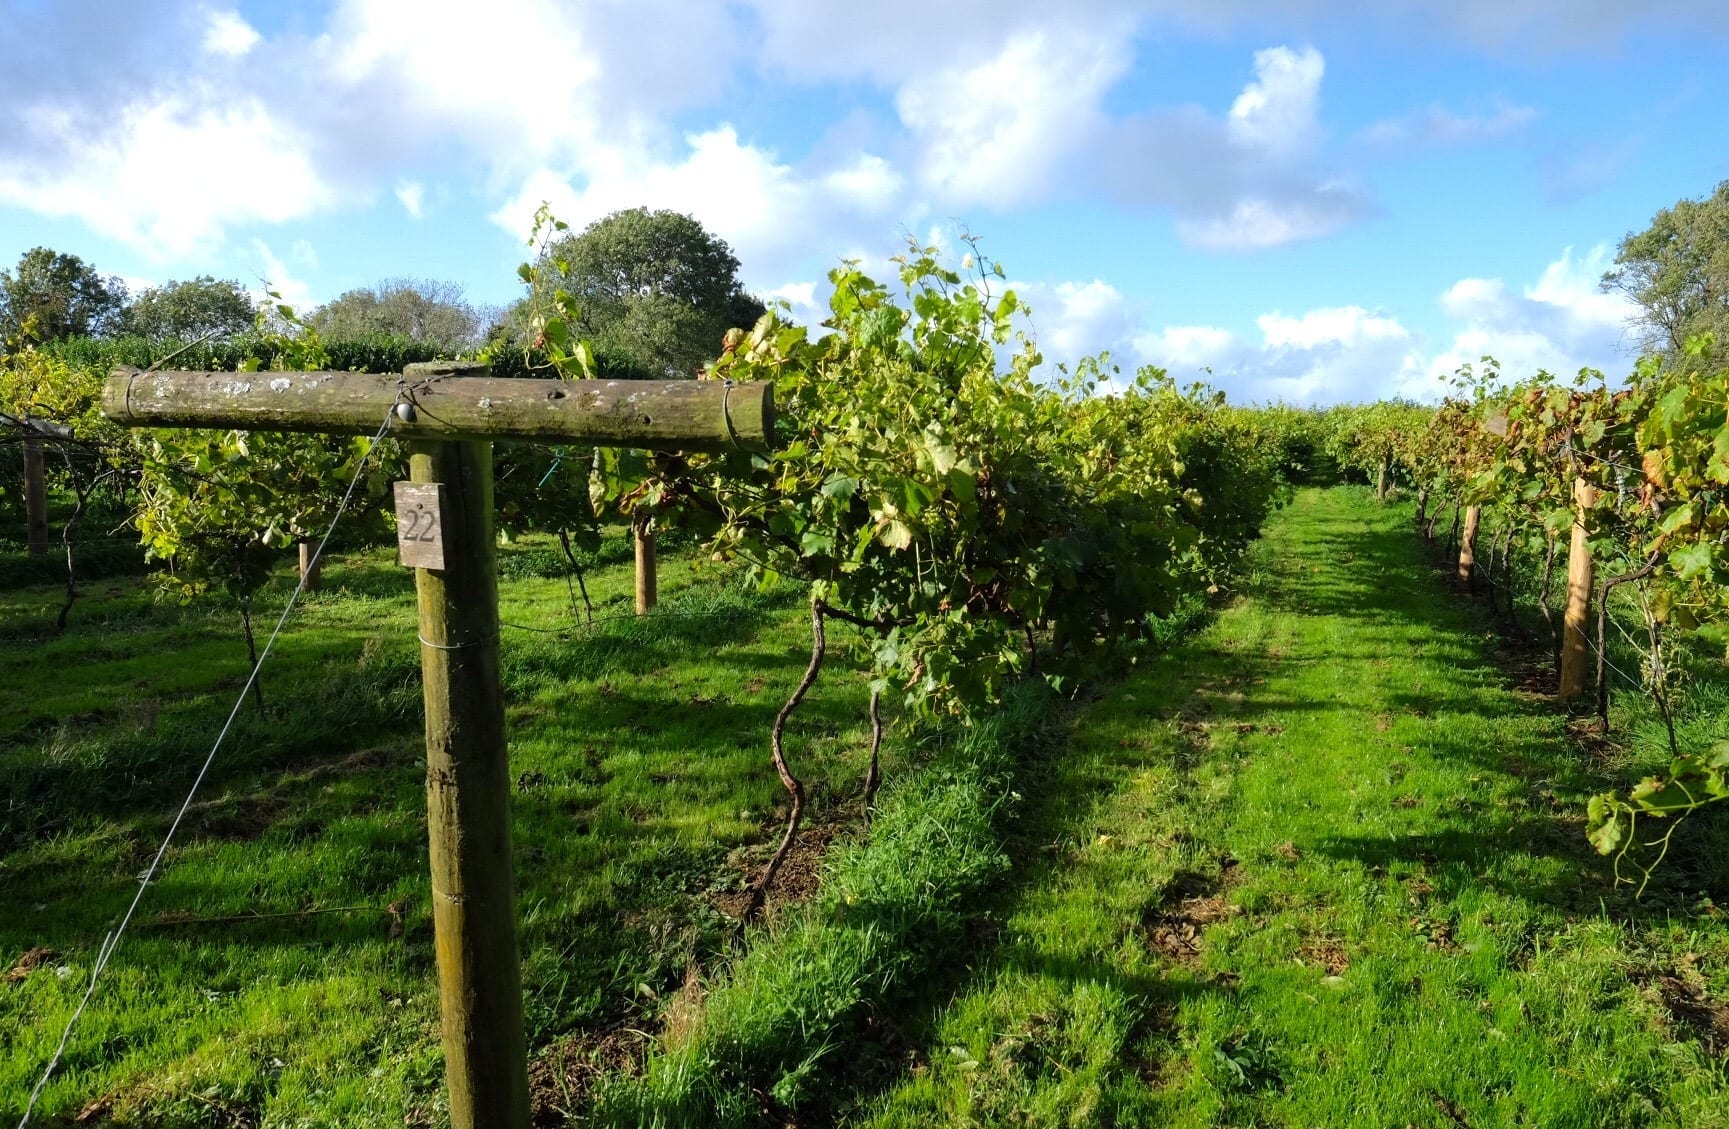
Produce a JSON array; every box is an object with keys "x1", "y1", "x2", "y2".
[{"x1": 15, "y1": 407, "x2": 399, "y2": 1129}]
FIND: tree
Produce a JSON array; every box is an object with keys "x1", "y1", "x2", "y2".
[
  {"x1": 306, "y1": 278, "x2": 485, "y2": 348},
  {"x1": 122, "y1": 276, "x2": 256, "y2": 341},
  {"x1": 1603, "y1": 180, "x2": 1729, "y2": 359},
  {"x1": 0, "y1": 247, "x2": 128, "y2": 343},
  {"x1": 539, "y1": 208, "x2": 765, "y2": 377}
]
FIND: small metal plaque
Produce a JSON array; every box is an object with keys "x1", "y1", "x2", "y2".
[{"x1": 394, "y1": 482, "x2": 446, "y2": 570}]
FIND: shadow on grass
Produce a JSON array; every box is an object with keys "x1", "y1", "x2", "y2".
[{"x1": 0, "y1": 577, "x2": 807, "y2": 850}]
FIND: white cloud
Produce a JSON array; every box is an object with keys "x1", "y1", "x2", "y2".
[
  {"x1": 395, "y1": 180, "x2": 426, "y2": 219},
  {"x1": 1227, "y1": 46, "x2": 1325, "y2": 159},
  {"x1": 1099, "y1": 45, "x2": 1375, "y2": 250},
  {"x1": 1258, "y1": 305, "x2": 1410, "y2": 350},
  {"x1": 1360, "y1": 100, "x2": 1538, "y2": 146},
  {"x1": 0, "y1": 92, "x2": 335, "y2": 258},
  {"x1": 1018, "y1": 279, "x2": 1144, "y2": 366},
  {"x1": 1176, "y1": 186, "x2": 1369, "y2": 251},
  {"x1": 895, "y1": 28, "x2": 1131, "y2": 209},
  {"x1": 765, "y1": 281, "x2": 825, "y2": 328},
  {"x1": 249, "y1": 238, "x2": 316, "y2": 312},
  {"x1": 822, "y1": 155, "x2": 904, "y2": 212},
  {"x1": 490, "y1": 126, "x2": 907, "y2": 286},
  {"x1": 2, "y1": 0, "x2": 1696, "y2": 294},
  {"x1": 1427, "y1": 243, "x2": 1637, "y2": 379},
  {"x1": 1134, "y1": 324, "x2": 1236, "y2": 370},
  {"x1": 1042, "y1": 246, "x2": 1641, "y2": 405},
  {"x1": 202, "y1": 9, "x2": 261, "y2": 57}
]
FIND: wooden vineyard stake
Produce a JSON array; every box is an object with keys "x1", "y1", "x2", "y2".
[
  {"x1": 23, "y1": 433, "x2": 49, "y2": 556},
  {"x1": 297, "y1": 540, "x2": 323, "y2": 591},
  {"x1": 102, "y1": 366, "x2": 773, "y2": 1129},
  {"x1": 635, "y1": 514, "x2": 657, "y2": 615},
  {"x1": 1558, "y1": 477, "x2": 1595, "y2": 701},
  {"x1": 1457, "y1": 504, "x2": 1481, "y2": 586}
]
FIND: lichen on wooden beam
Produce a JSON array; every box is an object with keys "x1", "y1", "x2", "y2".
[{"x1": 102, "y1": 367, "x2": 774, "y2": 452}]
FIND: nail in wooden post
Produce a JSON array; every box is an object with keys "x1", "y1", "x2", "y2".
[
  {"x1": 411, "y1": 439, "x2": 529, "y2": 1129},
  {"x1": 1558, "y1": 477, "x2": 1595, "y2": 701},
  {"x1": 23, "y1": 435, "x2": 49, "y2": 557},
  {"x1": 1457, "y1": 504, "x2": 1481, "y2": 586},
  {"x1": 634, "y1": 516, "x2": 658, "y2": 615}
]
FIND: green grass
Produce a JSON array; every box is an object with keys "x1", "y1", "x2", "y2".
[
  {"x1": 594, "y1": 684, "x2": 1062, "y2": 1127},
  {"x1": 0, "y1": 531, "x2": 893, "y2": 1125},
  {"x1": 847, "y1": 487, "x2": 1729, "y2": 1127},
  {"x1": 6, "y1": 488, "x2": 1728, "y2": 1126}
]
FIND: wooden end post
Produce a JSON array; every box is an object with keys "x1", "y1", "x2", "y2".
[
  {"x1": 1558, "y1": 478, "x2": 1595, "y2": 701},
  {"x1": 99, "y1": 365, "x2": 777, "y2": 1125},
  {"x1": 1457, "y1": 504, "x2": 1481, "y2": 586},
  {"x1": 24, "y1": 435, "x2": 49, "y2": 557},
  {"x1": 410, "y1": 439, "x2": 529, "y2": 1129}
]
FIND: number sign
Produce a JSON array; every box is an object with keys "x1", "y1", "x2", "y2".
[{"x1": 395, "y1": 482, "x2": 447, "y2": 570}]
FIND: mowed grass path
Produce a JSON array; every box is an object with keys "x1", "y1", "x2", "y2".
[{"x1": 855, "y1": 487, "x2": 1729, "y2": 1127}]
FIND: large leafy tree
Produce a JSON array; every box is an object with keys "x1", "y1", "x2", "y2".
[
  {"x1": 537, "y1": 207, "x2": 765, "y2": 377},
  {"x1": 306, "y1": 278, "x2": 487, "y2": 348},
  {"x1": 0, "y1": 247, "x2": 128, "y2": 342},
  {"x1": 122, "y1": 275, "x2": 256, "y2": 340},
  {"x1": 1603, "y1": 179, "x2": 1729, "y2": 359}
]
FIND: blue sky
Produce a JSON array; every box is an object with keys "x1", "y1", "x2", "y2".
[{"x1": 2, "y1": 0, "x2": 1725, "y2": 402}]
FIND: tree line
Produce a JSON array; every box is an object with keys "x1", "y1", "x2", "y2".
[{"x1": 1, "y1": 206, "x2": 765, "y2": 378}]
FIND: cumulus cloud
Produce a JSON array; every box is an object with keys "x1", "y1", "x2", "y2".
[
  {"x1": 1136, "y1": 306, "x2": 1431, "y2": 404},
  {"x1": 1016, "y1": 246, "x2": 1642, "y2": 405},
  {"x1": 1227, "y1": 46, "x2": 1326, "y2": 158},
  {"x1": 1, "y1": 0, "x2": 1707, "y2": 274},
  {"x1": 1426, "y1": 243, "x2": 1637, "y2": 379},
  {"x1": 1011, "y1": 279, "x2": 1146, "y2": 369},
  {"x1": 0, "y1": 91, "x2": 335, "y2": 259},
  {"x1": 895, "y1": 27, "x2": 1131, "y2": 209},
  {"x1": 1097, "y1": 45, "x2": 1376, "y2": 251},
  {"x1": 201, "y1": 10, "x2": 262, "y2": 57},
  {"x1": 490, "y1": 127, "x2": 907, "y2": 287}
]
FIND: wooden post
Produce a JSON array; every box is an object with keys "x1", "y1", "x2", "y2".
[
  {"x1": 1559, "y1": 478, "x2": 1595, "y2": 701},
  {"x1": 99, "y1": 367, "x2": 774, "y2": 1126},
  {"x1": 411, "y1": 439, "x2": 528, "y2": 1129},
  {"x1": 1376, "y1": 456, "x2": 1390, "y2": 500},
  {"x1": 23, "y1": 435, "x2": 49, "y2": 557},
  {"x1": 1457, "y1": 504, "x2": 1481, "y2": 586},
  {"x1": 297, "y1": 540, "x2": 323, "y2": 591},
  {"x1": 635, "y1": 515, "x2": 657, "y2": 615}
]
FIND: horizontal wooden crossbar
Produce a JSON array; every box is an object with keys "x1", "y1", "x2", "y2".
[{"x1": 102, "y1": 367, "x2": 774, "y2": 451}]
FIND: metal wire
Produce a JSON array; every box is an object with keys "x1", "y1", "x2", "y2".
[{"x1": 15, "y1": 406, "x2": 400, "y2": 1129}]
